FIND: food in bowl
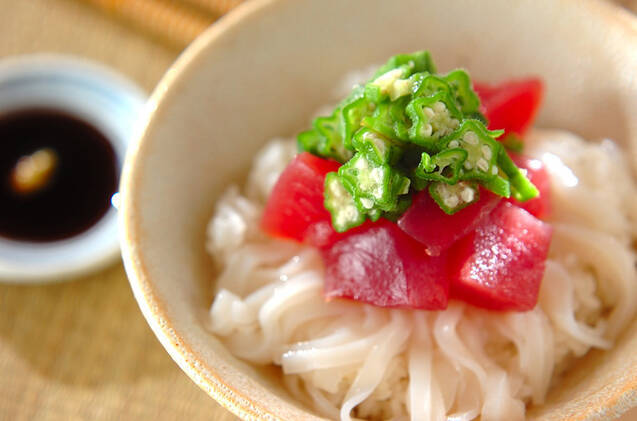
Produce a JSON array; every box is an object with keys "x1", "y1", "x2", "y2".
[{"x1": 205, "y1": 51, "x2": 637, "y2": 420}]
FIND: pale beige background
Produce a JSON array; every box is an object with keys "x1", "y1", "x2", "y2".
[{"x1": 0, "y1": 0, "x2": 635, "y2": 420}]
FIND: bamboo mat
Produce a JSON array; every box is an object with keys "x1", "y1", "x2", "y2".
[
  {"x1": 1, "y1": 1, "x2": 637, "y2": 421},
  {"x1": 81, "y1": 0, "x2": 245, "y2": 49}
]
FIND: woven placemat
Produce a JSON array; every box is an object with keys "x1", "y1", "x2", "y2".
[
  {"x1": 81, "y1": 0, "x2": 246, "y2": 48},
  {"x1": 0, "y1": 0, "x2": 237, "y2": 419}
]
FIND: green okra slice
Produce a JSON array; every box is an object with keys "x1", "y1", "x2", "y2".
[
  {"x1": 313, "y1": 110, "x2": 353, "y2": 163},
  {"x1": 324, "y1": 172, "x2": 366, "y2": 232},
  {"x1": 340, "y1": 95, "x2": 373, "y2": 150},
  {"x1": 360, "y1": 194, "x2": 409, "y2": 223},
  {"x1": 298, "y1": 85, "x2": 366, "y2": 162},
  {"x1": 415, "y1": 148, "x2": 468, "y2": 185},
  {"x1": 364, "y1": 170, "x2": 411, "y2": 217},
  {"x1": 361, "y1": 96, "x2": 411, "y2": 142},
  {"x1": 381, "y1": 195, "x2": 413, "y2": 222},
  {"x1": 500, "y1": 133, "x2": 525, "y2": 153},
  {"x1": 297, "y1": 127, "x2": 322, "y2": 156},
  {"x1": 351, "y1": 127, "x2": 403, "y2": 166},
  {"x1": 390, "y1": 169, "x2": 411, "y2": 197},
  {"x1": 373, "y1": 50, "x2": 437, "y2": 79},
  {"x1": 366, "y1": 207, "x2": 383, "y2": 223},
  {"x1": 497, "y1": 148, "x2": 539, "y2": 201},
  {"x1": 338, "y1": 152, "x2": 410, "y2": 213},
  {"x1": 405, "y1": 91, "x2": 462, "y2": 148},
  {"x1": 429, "y1": 180, "x2": 480, "y2": 215},
  {"x1": 443, "y1": 119, "x2": 503, "y2": 182},
  {"x1": 365, "y1": 64, "x2": 414, "y2": 103},
  {"x1": 443, "y1": 69, "x2": 481, "y2": 115},
  {"x1": 410, "y1": 72, "x2": 454, "y2": 99},
  {"x1": 481, "y1": 174, "x2": 511, "y2": 198},
  {"x1": 410, "y1": 173, "x2": 429, "y2": 192},
  {"x1": 338, "y1": 82, "x2": 365, "y2": 108},
  {"x1": 466, "y1": 111, "x2": 488, "y2": 125},
  {"x1": 365, "y1": 50, "x2": 438, "y2": 102}
]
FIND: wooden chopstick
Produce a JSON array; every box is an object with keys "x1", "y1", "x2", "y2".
[
  {"x1": 179, "y1": 0, "x2": 245, "y2": 15},
  {"x1": 81, "y1": 0, "x2": 219, "y2": 49}
]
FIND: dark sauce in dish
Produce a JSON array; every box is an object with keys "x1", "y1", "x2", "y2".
[{"x1": 0, "y1": 108, "x2": 118, "y2": 242}]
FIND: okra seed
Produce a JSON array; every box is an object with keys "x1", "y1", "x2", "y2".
[
  {"x1": 460, "y1": 187, "x2": 475, "y2": 203},
  {"x1": 360, "y1": 198, "x2": 374, "y2": 209},
  {"x1": 432, "y1": 101, "x2": 446, "y2": 113},
  {"x1": 443, "y1": 195, "x2": 459, "y2": 208},
  {"x1": 463, "y1": 131, "x2": 479, "y2": 145},
  {"x1": 481, "y1": 145, "x2": 492, "y2": 160},
  {"x1": 390, "y1": 79, "x2": 412, "y2": 100},
  {"x1": 477, "y1": 158, "x2": 489, "y2": 172}
]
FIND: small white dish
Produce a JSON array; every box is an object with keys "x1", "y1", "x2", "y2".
[{"x1": 0, "y1": 54, "x2": 147, "y2": 283}]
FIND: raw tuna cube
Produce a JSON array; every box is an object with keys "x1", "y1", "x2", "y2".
[
  {"x1": 448, "y1": 202, "x2": 552, "y2": 311},
  {"x1": 322, "y1": 220, "x2": 449, "y2": 309}
]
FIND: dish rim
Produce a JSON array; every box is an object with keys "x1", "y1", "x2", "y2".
[{"x1": 0, "y1": 53, "x2": 147, "y2": 284}]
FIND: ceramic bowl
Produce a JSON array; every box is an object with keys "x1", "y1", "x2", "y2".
[
  {"x1": 0, "y1": 55, "x2": 147, "y2": 283},
  {"x1": 121, "y1": 0, "x2": 637, "y2": 419}
]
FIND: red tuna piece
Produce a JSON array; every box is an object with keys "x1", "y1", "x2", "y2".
[
  {"x1": 261, "y1": 152, "x2": 340, "y2": 242},
  {"x1": 508, "y1": 153, "x2": 551, "y2": 219},
  {"x1": 448, "y1": 202, "x2": 552, "y2": 311},
  {"x1": 321, "y1": 220, "x2": 449, "y2": 309},
  {"x1": 398, "y1": 188, "x2": 501, "y2": 256},
  {"x1": 474, "y1": 78, "x2": 543, "y2": 137}
]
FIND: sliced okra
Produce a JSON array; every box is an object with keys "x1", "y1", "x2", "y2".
[
  {"x1": 405, "y1": 91, "x2": 462, "y2": 147},
  {"x1": 410, "y1": 173, "x2": 429, "y2": 192},
  {"x1": 429, "y1": 181, "x2": 480, "y2": 215},
  {"x1": 372, "y1": 50, "x2": 436, "y2": 80},
  {"x1": 361, "y1": 97, "x2": 411, "y2": 142},
  {"x1": 415, "y1": 148, "x2": 468, "y2": 185},
  {"x1": 481, "y1": 174, "x2": 511, "y2": 198},
  {"x1": 365, "y1": 65, "x2": 414, "y2": 103},
  {"x1": 410, "y1": 72, "x2": 454, "y2": 99},
  {"x1": 338, "y1": 153, "x2": 410, "y2": 213},
  {"x1": 351, "y1": 127, "x2": 403, "y2": 166},
  {"x1": 312, "y1": 110, "x2": 353, "y2": 163},
  {"x1": 366, "y1": 207, "x2": 383, "y2": 223},
  {"x1": 443, "y1": 69, "x2": 481, "y2": 115},
  {"x1": 497, "y1": 148, "x2": 539, "y2": 201},
  {"x1": 297, "y1": 128, "x2": 321, "y2": 156},
  {"x1": 340, "y1": 95, "x2": 373, "y2": 150},
  {"x1": 499, "y1": 133, "x2": 525, "y2": 153},
  {"x1": 381, "y1": 195, "x2": 413, "y2": 222},
  {"x1": 324, "y1": 172, "x2": 366, "y2": 232},
  {"x1": 466, "y1": 111, "x2": 488, "y2": 125},
  {"x1": 443, "y1": 119, "x2": 503, "y2": 182}
]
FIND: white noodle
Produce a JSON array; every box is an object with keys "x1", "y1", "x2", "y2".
[{"x1": 205, "y1": 127, "x2": 637, "y2": 420}]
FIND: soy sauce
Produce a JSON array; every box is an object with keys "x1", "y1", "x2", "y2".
[{"x1": 0, "y1": 108, "x2": 118, "y2": 242}]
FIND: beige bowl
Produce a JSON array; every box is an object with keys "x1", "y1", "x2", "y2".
[{"x1": 121, "y1": 0, "x2": 637, "y2": 419}]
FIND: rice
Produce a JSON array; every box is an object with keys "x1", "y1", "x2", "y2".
[{"x1": 204, "y1": 75, "x2": 637, "y2": 421}]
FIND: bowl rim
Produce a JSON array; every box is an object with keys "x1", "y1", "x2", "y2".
[
  {"x1": 122, "y1": 2, "x2": 289, "y2": 418},
  {"x1": 120, "y1": 0, "x2": 637, "y2": 419}
]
